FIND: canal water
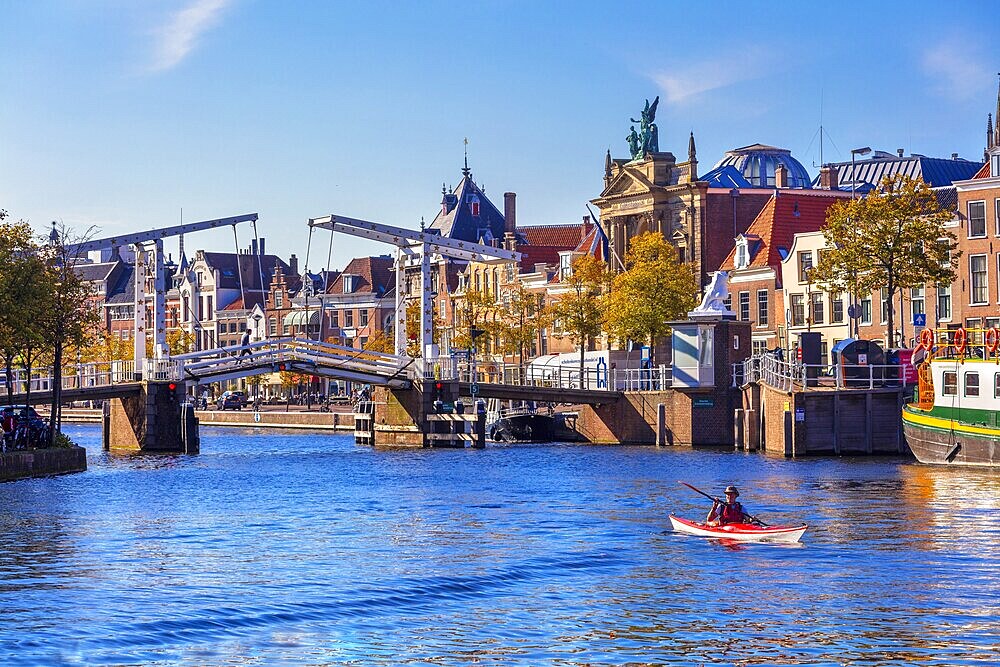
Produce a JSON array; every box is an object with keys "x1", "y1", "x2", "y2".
[{"x1": 1, "y1": 426, "x2": 999, "y2": 666}]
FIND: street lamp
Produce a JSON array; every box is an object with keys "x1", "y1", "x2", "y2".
[{"x1": 849, "y1": 146, "x2": 871, "y2": 337}]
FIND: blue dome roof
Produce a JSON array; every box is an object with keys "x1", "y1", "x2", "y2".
[{"x1": 713, "y1": 144, "x2": 812, "y2": 189}]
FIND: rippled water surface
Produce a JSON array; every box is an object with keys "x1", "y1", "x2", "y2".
[{"x1": 2, "y1": 426, "x2": 1000, "y2": 666}]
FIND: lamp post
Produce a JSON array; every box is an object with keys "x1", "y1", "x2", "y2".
[{"x1": 849, "y1": 147, "x2": 871, "y2": 337}]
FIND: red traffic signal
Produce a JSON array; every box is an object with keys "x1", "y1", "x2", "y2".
[
  {"x1": 434, "y1": 382, "x2": 443, "y2": 391},
  {"x1": 167, "y1": 382, "x2": 177, "y2": 391},
  {"x1": 278, "y1": 363, "x2": 287, "y2": 372}
]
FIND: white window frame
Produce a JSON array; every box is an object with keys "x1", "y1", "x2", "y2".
[
  {"x1": 970, "y1": 254, "x2": 988, "y2": 305},
  {"x1": 937, "y1": 283, "x2": 952, "y2": 322},
  {"x1": 995, "y1": 198, "x2": 1000, "y2": 237},
  {"x1": 968, "y1": 200, "x2": 987, "y2": 238},
  {"x1": 738, "y1": 291, "x2": 750, "y2": 321},
  {"x1": 757, "y1": 289, "x2": 768, "y2": 326}
]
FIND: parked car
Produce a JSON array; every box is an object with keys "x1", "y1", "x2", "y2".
[{"x1": 217, "y1": 391, "x2": 247, "y2": 410}]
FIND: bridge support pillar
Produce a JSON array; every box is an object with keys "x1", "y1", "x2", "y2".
[
  {"x1": 105, "y1": 381, "x2": 199, "y2": 454},
  {"x1": 371, "y1": 381, "x2": 465, "y2": 447}
]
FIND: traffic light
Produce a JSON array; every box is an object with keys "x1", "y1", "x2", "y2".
[
  {"x1": 434, "y1": 381, "x2": 444, "y2": 400},
  {"x1": 167, "y1": 382, "x2": 177, "y2": 391},
  {"x1": 278, "y1": 363, "x2": 287, "y2": 372}
]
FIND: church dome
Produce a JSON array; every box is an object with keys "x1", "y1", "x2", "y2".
[{"x1": 713, "y1": 144, "x2": 812, "y2": 188}]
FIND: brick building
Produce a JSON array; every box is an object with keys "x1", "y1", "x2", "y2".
[
  {"x1": 592, "y1": 137, "x2": 813, "y2": 289},
  {"x1": 720, "y1": 189, "x2": 851, "y2": 357}
]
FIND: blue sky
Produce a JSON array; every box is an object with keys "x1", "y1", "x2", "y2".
[{"x1": 1, "y1": 0, "x2": 996, "y2": 270}]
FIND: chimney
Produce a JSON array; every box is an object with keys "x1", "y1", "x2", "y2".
[
  {"x1": 952, "y1": 153, "x2": 959, "y2": 160},
  {"x1": 259, "y1": 237, "x2": 265, "y2": 255},
  {"x1": 581, "y1": 216, "x2": 590, "y2": 240},
  {"x1": 897, "y1": 148, "x2": 904, "y2": 158},
  {"x1": 289, "y1": 253, "x2": 298, "y2": 276},
  {"x1": 775, "y1": 163, "x2": 789, "y2": 188},
  {"x1": 504, "y1": 192, "x2": 516, "y2": 234},
  {"x1": 251, "y1": 238, "x2": 258, "y2": 255},
  {"x1": 819, "y1": 165, "x2": 839, "y2": 190}
]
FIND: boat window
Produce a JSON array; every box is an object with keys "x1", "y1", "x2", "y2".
[
  {"x1": 964, "y1": 372, "x2": 980, "y2": 397},
  {"x1": 942, "y1": 372, "x2": 957, "y2": 396},
  {"x1": 995, "y1": 373, "x2": 1000, "y2": 398}
]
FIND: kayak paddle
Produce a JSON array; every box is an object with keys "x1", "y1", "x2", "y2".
[{"x1": 677, "y1": 480, "x2": 768, "y2": 527}]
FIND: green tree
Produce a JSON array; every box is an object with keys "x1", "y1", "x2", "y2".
[
  {"x1": 41, "y1": 224, "x2": 101, "y2": 437},
  {"x1": 810, "y1": 175, "x2": 957, "y2": 344},
  {"x1": 604, "y1": 232, "x2": 698, "y2": 363},
  {"x1": 0, "y1": 218, "x2": 50, "y2": 406},
  {"x1": 548, "y1": 255, "x2": 611, "y2": 378},
  {"x1": 451, "y1": 288, "x2": 496, "y2": 353},
  {"x1": 495, "y1": 281, "x2": 549, "y2": 363}
]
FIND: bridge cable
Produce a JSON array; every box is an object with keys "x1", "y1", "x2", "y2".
[
  {"x1": 251, "y1": 219, "x2": 268, "y2": 338},
  {"x1": 233, "y1": 225, "x2": 249, "y2": 347}
]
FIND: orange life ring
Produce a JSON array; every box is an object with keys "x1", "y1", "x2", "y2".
[
  {"x1": 986, "y1": 327, "x2": 1000, "y2": 354},
  {"x1": 954, "y1": 327, "x2": 968, "y2": 355},
  {"x1": 918, "y1": 328, "x2": 934, "y2": 351}
]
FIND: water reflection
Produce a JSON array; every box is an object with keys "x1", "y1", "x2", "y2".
[{"x1": 0, "y1": 426, "x2": 998, "y2": 665}]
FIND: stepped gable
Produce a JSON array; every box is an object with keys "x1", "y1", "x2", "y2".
[{"x1": 720, "y1": 191, "x2": 848, "y2": 273}]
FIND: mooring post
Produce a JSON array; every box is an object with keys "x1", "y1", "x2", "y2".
[
  {"x1": 783, "y1": 409, "x2": 793, "y2": 457},
  {"x1": 734, "y1": 408, "x2": 745, "y2": 450},
  {"x1": 474, "y1": 399, "x2": 486, "y2": 448},
  {"x1": 656, "y1": 403, "x2": 666, "y2": 446}
]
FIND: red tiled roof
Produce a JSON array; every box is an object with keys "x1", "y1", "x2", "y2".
[
  {"x1": 222, "y1": 292, "x2": 266, "y2": 310},
  {"x1": 720, "y1": 192, "x2": 850, "y2": 272},
  {"x1": 325, "y1": 256, "x2": 394, "y2": 295},
  {"x1": 973, "y1": 162, "x2": 991, "y2": 179},
  {"x1": 520, "y1": 222, "x2": 590, "y2": 248},
  {"x1": 516, "y1": 245, "x2": 562, "y2": 272}
]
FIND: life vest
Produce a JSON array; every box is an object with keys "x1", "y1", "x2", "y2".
[{"x1": 719, "y1": 501, "x2": 745, "y2": 524}]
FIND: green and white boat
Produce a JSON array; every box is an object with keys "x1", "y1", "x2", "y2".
[{"x1": 903, "y1": 327, "x2": 1000, "y2": 466}]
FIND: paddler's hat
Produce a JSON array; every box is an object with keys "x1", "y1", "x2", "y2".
[{"x1": 724, "y1": 486, "x2": 740, "y2": 497}]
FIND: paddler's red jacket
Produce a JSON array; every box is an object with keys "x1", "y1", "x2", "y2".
[{"x1": 711, "y1": 501, "x2": 749, "y2": 525}]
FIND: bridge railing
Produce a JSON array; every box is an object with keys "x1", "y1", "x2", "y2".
[
  {"x1": 417, "y1": 357, "x2": 671, "y2": 393},
  {"x1": 0, "y1": 361, "x2": 137, "y2": 395},
  {"x1": 735, "y1": 353, "x2": 913, "y2": 391}
]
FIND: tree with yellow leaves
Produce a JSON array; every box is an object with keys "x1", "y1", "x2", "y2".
[
  {"x1": 548, "y1": 255, "x2": 611, "y2": 378},
  {"x1": 810, "y1": 175, "x2": 957, "y2": 344},
  {"x1": 604, "y1": 232, "x2": 697, "y2": 363}
]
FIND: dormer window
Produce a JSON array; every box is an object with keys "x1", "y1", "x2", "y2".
[
  {"x1": 559, "y1": 253, "x2": 573, "y2": 280},
  {"x1": 992, "y1": 153, "x2": 1000, "y2": 178},
  {"x1": 467, "y1": 194, "x2": 480, "y2": 217},
  {"x1": 343, "y1": 274, "x2": 355, "y2": 293},
  {"x1": 734, "y1": 238, "x2": 750, "y2": 269}
]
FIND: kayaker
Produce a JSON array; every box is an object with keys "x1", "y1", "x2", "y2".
[{"x1": 706, "y1": 486, "x2": 751, "y2": 526}]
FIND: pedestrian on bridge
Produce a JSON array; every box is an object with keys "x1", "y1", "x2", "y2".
[{"x1": 238, "y1": 328, "x2": 252, "y2": 362}]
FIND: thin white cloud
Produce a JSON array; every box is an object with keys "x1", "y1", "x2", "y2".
[
  {"x1": 648, "y1": 50, "x2": 771, "y2": 105},
  {"x1": 922, "y1": 41, "x2": 991, "y2": 100},
  {"x1": 150, "y1": 0, "x2": 233, "y2": 72}
]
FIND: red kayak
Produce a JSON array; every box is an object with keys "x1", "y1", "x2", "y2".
[{"x1": 669, "y1": 514, "x2": 807, "y2": 543}]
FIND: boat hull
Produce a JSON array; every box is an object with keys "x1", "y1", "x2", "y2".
[
  {"x1": 487, "y1": 414, "x2": 555, "y2": 443},
  {"x1": 902, "y1": 408, "x2": 1000, "y2": 467},
  {"x1": 669, "y1": 515, "x2": 807, "y2": 543}
]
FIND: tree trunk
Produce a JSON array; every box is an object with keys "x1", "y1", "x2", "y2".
[
  {"x1": 49, "y1": 340, "x2": 63, "y2": 446},
  {"x1": 4, "y1": 355, "x2": 12, "y2": 406},
  {"x1": 885, "y1": 276, "x2": 895, "y2": 349}
]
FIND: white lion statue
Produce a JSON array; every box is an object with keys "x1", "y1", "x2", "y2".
[{"x1": 694, "y1": 270, "x2": 731, "y2": 313}]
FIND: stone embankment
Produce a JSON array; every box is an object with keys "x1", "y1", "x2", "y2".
[
  {"x1": 61, "y1": 407, "x2": 354, "y2": 431},
  {"x1": 1, "y1": 447, "x2": 87, "y2": 483}
]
